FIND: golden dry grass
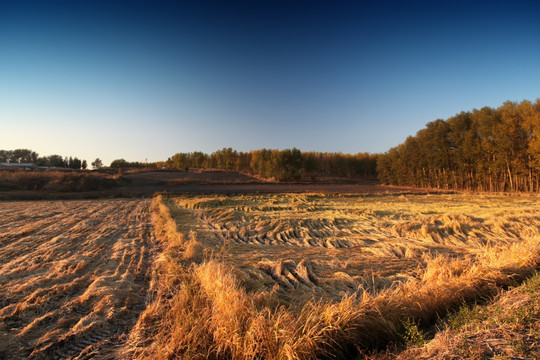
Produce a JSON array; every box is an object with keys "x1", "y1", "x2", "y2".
[{"x1": 126, "y1": 193, "x2": 540, "y2": 359}]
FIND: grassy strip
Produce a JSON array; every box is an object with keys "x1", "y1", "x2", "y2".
[
  {"x1": 126, "y1": 195, "x2": 540, "y2": 359},
  {"x1": 382, "y1": 272, "x2": 540, "y2": 359},
  {"x1": 0, "y1": 170, "x2": 124, "y2": 192}
]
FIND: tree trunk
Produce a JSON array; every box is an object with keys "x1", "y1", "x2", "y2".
[
  {"x1": 507, "y1": 161, "x2": 514, "y2": 191},
  {"x1": 529, "y1": 168, "x2": 533, "y2": 192}
]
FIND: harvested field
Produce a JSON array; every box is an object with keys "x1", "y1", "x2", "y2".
[
  {"x1": 0, "y1": 169, "x2": 426, "y2": 200},
  {"x1": 170, "y1": 193, "x2": 540, "y2": 301},
  {"x1": 0, "y1": 199, "x2": 154, "y2": 359},
  {"x1": 3, "y1": 193, "x2": 538, "y2": 359},
  {"x1": 129, "y1": 193, "x2": 540, "y2": 359},
  {"x1": 124, "y1": 169, "x2": 263, "y2": 184}
]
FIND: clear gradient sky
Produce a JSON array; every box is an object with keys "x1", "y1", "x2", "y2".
[{"x1": 1, "y1": 0, "x2": 540, "y2": 165}]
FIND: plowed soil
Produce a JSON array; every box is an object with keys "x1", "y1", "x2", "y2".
[{"x1": 0, "y1": 199, "x2": 154, "y2": 359}]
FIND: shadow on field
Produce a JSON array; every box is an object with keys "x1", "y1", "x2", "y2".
[{"x1": 0, "y1": 169, "x2": 436, "y2": 200}]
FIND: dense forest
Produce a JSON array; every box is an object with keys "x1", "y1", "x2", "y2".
[
  {"x1": 159, "y1": 149, "x2": 378, "y2": 181},
  {"x1": 377, "y1": 99, "x2": 540, "y2": 192}
]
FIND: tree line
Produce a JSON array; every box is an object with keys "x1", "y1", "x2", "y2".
[
  {"x1": 159, "y1": 148, "x2": 378, "y2": 181},
  {"x1": 7, "y1": 98, "x2": 537, "y2": 190},
  {"x1": 0, "y1": 149, "x2": 88, "y2": 170},
  {"x1": 377, "y1": 99, "x2": 540, "y2": 192},
  {"x1": 109, "y1": 159, "x2": 148, "y2": 169}
]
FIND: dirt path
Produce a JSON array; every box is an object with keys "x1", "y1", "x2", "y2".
[{"x1": 0, "y1": 199, "x2": 155, "y2": 359}]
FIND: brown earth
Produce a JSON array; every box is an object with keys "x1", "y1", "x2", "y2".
[
  {"x1": 0, "y1": 170, "x2": 434, "y2": 200},
  {"x1": 0, "y1": 199, "x2": 155, "y2": 359}
]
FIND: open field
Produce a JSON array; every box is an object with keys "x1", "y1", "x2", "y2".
[
  {"x1": 0, "y1": 199, "x2": 154, "y2": 359},
  {"x1": 129, "y1": 193, "x2": 540, "y2": 359},
  {"x1": 170, "y1": 193, "x2": 540, "y2": 303},
  {"x1": 124, "y1": 169, "x2": 265, "y2": 184},
  {"x1": 1, "y1": 192, "x2": 538, "y2": 359},
  {"x1": 0, "y1": 170, "x2": 124, "y2": 193},
  {"x1": 0, "y1": 169, "x2": 426, "y2": 200}
]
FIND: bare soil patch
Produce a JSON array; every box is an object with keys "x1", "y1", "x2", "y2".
[
  {"x1": 0, "y1": 169, "x2": 429, "y2": 200},
  {"x1": 0, "y1": 199, "x2": 155, "y2": 359}
]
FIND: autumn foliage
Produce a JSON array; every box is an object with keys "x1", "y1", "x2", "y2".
[
  {"x1": 161, "y1": 148, "x2": 378, "y2": 181},
  {"x1": 378, "y1": 99, "x2": 540, "y2": 192}
]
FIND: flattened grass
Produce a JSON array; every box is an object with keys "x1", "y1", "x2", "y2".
[{"x1": 127, "y1": 193, "x2": 540, "y2": 359}]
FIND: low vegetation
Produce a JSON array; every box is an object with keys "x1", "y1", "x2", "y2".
[
  {"x1": 127, "y1": 193, "x2": 540, "y2": 359},
  {"x1": 0, "y1": 170, "x2": 124, "y2": 192},
  {"x1": 384, "y1": 272, "x2": 540, "y2": 359}
]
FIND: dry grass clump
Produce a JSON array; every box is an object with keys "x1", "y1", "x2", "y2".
[
  {"x1": 184, "y1": 230, "x2": 204, "y2": 261},
  {"x1": 127, "y1": 194, "x2": 540, "y2": 359},
  {"x1": 0, "y1": 170, "x2": 124, "y2": 192}
]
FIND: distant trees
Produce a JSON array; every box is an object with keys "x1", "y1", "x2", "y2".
[
  {"x1": 0, "y1": 149, "x2": 160, "y2": 171},
  {"x1": 0, "y1": 149, "x2": 89, "y2": 170},
  {"x1": 0, "y1": 149, "x2": 39, "y2": 163},
  {"x1": 67, "y1": 157, "x2": 82, "y2": 169},
  {"x1": 39, "y1": 154, "x2": 66, "y2": 167},
  {"x1": 377, "y1": 99, "x2": 540, "y2": 192},
  {"x1": 92, "y1": 158, "x2": 103, "y2": 169},
  {"x1": 110, "y1": 159, "x2": 147, "y2": 169},
  {"x1": 161, "y1": 148, "x2": 378, "y2": 181},
  {"x1": 276, "y1": 148, "x2": 303, "y2": 180},
  {"x1": 110, "y1": 159, "x2": 129, "y2": 169}
]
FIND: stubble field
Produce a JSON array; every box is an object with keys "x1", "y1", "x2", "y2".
[
  {"x1": 0, "y1": 199, "x2": 154, "y2": 359},
  {"x1": 1, "y1": 192, "x2": 539, "y2": 359}
]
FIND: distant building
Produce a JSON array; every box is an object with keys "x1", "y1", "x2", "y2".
[{"x1": 0, "y1": 163, "x2": 38, "y2": 170}]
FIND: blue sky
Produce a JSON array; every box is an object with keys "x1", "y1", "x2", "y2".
[{"x1": 1, "y1": 0, "x2": 540, "y2": 165}]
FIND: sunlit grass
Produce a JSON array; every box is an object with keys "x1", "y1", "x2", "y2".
[{"x1": 126, "y1": 193, "x2": 540, "y2": 359}]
